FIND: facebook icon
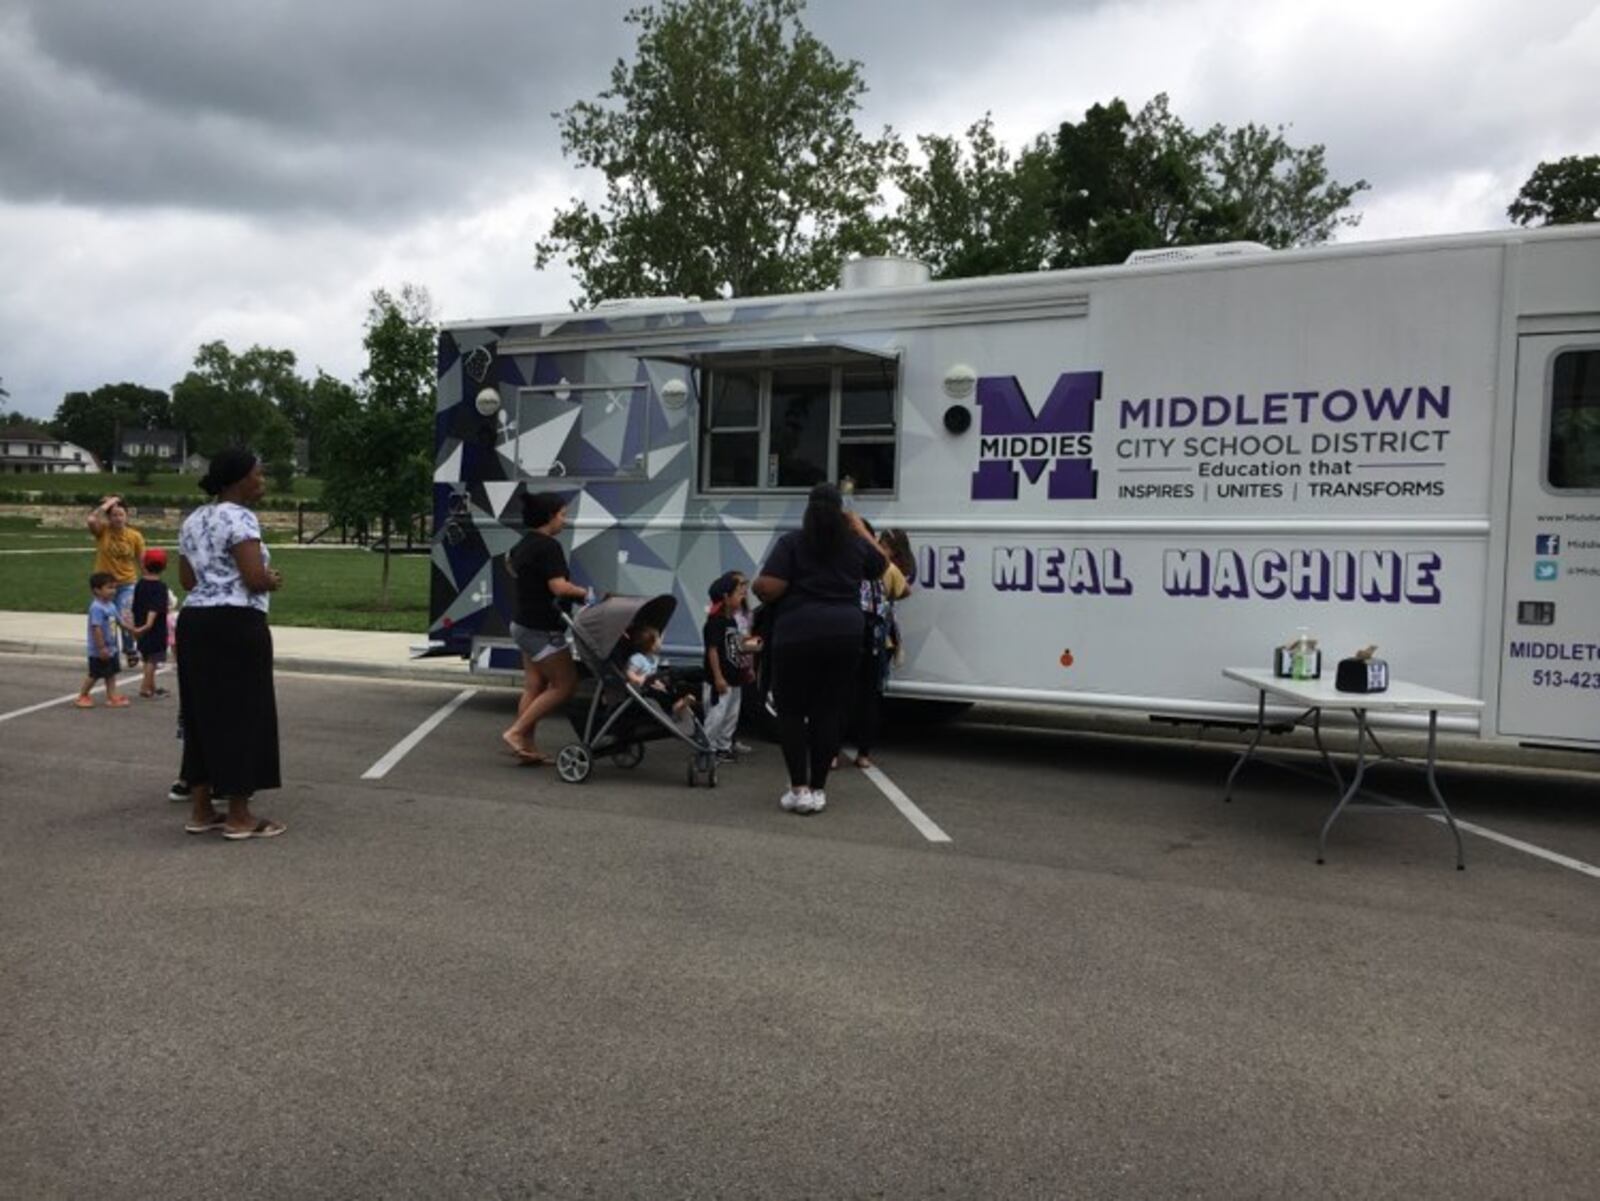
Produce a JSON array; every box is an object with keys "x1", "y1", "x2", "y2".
[{"x1": 1536, "y1": 534, "x2": 1561, "y2": 556}]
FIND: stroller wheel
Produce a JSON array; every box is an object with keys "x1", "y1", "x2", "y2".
[
  {"x1": 685, "y1": 757, "x2": 698, "y2": 788},
  {"x1": 556, "y1": 743, "x2": 593, "y2": 784},
  {"x1": 611, "y1": 742, "x2": 645, "y2": 769},
  {"x1": 707, "y1": 760, "x2": 718, "y2": 789}
]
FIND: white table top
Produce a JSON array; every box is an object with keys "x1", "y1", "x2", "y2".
[{"x1": 1224, "y1": 667, "x2": 1484, "y2": 713}]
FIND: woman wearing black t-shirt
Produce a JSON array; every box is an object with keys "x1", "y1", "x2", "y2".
[
  {"x1": 754, "y1": 482, "x2": 886, "y2": 814},
  {"x1": 502, "y1": 491, "x2": 589, "y2": 763}
]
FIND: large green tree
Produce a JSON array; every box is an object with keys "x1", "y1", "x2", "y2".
[
  {"x1": 52, "y1": 383, "x2": 172, "y2": 465},
  {"x1": 890, "y1": 115, "x2": 1056, "y2": 279},
  {"x1": 171, "y1": 341, "x2": 302, "y2": 479},
  {"x1": 535, "y1": 0, "x2": 896, "y2": 303},
  {"x1": 303, "y1": 369, "x2": 359, "y2": 476},
  {"x1": 320, "y1": 286, "x2": 436, "y2": 605},
  {"x1": 1508, "y1": 154, "x2": 1600, "y2": 227},
  {"x1": 1046, "y1": 94, "x2": 1368, "y2": 267}
]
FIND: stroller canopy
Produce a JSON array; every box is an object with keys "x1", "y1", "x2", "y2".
[{"x1": 570, "y1": 594, "x2": 678, "y2": 663}]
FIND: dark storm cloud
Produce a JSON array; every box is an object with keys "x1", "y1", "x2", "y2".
[
  {"x1": 0, "y1": 0, "x2": 637, "y2": 218},
  {"x1": 0, "y1": 0, "x2": 1098, "y2": 220}
]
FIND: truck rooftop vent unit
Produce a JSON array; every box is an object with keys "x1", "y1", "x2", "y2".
[
  {"x1": 593, "y1": 296, "x2": 693, "y2": 309},
  {"x1": 839, "y1": 256, "x2": 932, "y2": 290},
  {"x1": 1125, "y1": 241, "x2": 1272, "y2": 265}
]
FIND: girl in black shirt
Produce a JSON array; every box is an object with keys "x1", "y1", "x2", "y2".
[{"x1": 502, "y1": 491, "x2": 590, "y2": 763}]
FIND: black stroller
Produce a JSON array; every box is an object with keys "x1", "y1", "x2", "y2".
[{"x1": 556, "y1": 594, "x2": 720, "y2": 787}]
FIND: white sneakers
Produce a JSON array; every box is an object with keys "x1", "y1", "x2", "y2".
[{"x1": 780, "y1": 788, "x2": 826, "y2": 815}]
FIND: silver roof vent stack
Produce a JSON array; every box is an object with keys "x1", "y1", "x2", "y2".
[
  {"x1": 1125, "y1": 242, "x2": 1272, "y2": 265},
  {"x1": 839, "y1": 256, "x2": 931, "y2": 290}
]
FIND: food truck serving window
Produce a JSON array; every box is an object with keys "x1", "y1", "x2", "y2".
[
  {"x1": 1548, "y1": 349, "x2": 1600, "y2": 490},
  {"x1": 700, "y1": 353, "x2": 899, "y2": 494}
]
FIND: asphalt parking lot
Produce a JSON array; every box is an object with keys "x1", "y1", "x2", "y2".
[{"x1": 2, "y1": 651, "x2": 1597, "y2": 1201}]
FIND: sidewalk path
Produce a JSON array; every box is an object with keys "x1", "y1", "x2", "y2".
[{"x1": 0, "y1": 609, "x2": 489, "y2": 685}]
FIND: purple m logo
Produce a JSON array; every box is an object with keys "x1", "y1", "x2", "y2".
[{"x1": 970, "y1": 372, "x2": 1101, "y2": 501}]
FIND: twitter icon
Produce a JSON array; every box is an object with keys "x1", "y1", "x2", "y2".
[{"x1": 1534, "y1": 560, "x2": 1559, "y2": 581}]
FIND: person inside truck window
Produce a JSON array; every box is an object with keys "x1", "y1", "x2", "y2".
[
  {"x1": 753, "y1": 482, "x2": 886, "y2": 815},
  {"x1": 501, "y1": 491, "x2": 590, "y2": 765}
]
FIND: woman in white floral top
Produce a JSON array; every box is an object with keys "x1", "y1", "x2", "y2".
[{"x1": 174, "y1": 448, "x2": 286, "y2": 840}]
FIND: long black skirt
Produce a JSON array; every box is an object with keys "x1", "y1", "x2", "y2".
[{"x1": 176, "y1": 606, "x2": 281, "y2": 797}]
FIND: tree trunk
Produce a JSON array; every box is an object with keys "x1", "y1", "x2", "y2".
[{"x1": 380, "y1": 514, "x2": 392, "y2": 608}]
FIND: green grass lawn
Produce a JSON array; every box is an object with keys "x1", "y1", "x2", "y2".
[
  {"x1": 0, "y1": 471, "x2": 322, "y2": 502},
  {"x1": 0, "y1": 517, "x2": 182, "y2": 550},
  {"x1": 0, "y1": 542, "x2": 430, "y2": 632}
]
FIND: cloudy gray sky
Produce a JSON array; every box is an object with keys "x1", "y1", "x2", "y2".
[{"x1": 2, "y1": 0, "x2": 1595, "y2": 420}]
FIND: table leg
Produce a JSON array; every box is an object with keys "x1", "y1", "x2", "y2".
[
  {"x1": 1311, "y1": 706, "x2": 1342, "y2": 794},
  {"x1": 1223, "y1": 690, "x2": 1267, "y2": 803},
  {"x1": 1425, "y1": 710, "x2": 1467, "y2": 871},
  {"x1": 1318, "y1": 707, "x2": 1369, "y2": 864}
]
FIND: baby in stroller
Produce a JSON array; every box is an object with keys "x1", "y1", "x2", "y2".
[
  {"x1": 556, "y1": 593, "x2": 721, "y2": 786},
  {"x1": 621, "y1": 625, "x2": 700, "y2": 732}
]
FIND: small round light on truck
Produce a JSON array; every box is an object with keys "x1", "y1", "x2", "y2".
[
  {"x1": 943, "y1": 363, "x2": 976, "y2": 399},
  {"x1": 660, "y1": 378, "x2": 689, "y2": 409}
]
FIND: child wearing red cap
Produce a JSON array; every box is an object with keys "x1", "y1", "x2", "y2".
[{"x1": 130, "y1": 548, "x2": 172, "y2": 699}]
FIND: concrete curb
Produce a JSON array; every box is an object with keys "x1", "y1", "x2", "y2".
[{"x1": 275, "y1": 656, "x2": 512, "y2": 686}]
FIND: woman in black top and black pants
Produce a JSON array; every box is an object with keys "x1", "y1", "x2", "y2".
[
  {"x1": 754, "y1": 483, "x2": 887, "y2": 815},
  {"x1": 501, "y1": 491, "x2": 590, "y2": 763}
]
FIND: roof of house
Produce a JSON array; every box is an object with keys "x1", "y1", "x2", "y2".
[{"x1": 0, "y1": 428, "x2": 61, "y2": 443}]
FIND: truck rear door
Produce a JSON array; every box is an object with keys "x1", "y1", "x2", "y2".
[{"x1": 1497, "y1": 334, "x2": 1600, "y2": 744}]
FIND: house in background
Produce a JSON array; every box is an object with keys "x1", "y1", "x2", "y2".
[
  {"x1": 113, "y1": 429, "x2": 186, "y2": 472},
  {"x1": 0, "y1": 429, "x2": 101, "y2": 474},
  {"x1": 179, "y1": 437, "x2": 310, "y2": 477}
]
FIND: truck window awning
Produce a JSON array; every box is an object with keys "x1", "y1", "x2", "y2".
[{"x1": 638, "y1": 338, "x2": 899, "y2": 368}]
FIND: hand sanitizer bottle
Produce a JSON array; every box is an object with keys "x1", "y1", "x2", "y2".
[{"x1": 1291, "y1": 627, "x2": 1314, "y2": 680}]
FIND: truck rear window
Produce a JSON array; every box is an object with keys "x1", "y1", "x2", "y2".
[{"x1": 1548, "y1": 350, "x2": 1600, "y2": 490}]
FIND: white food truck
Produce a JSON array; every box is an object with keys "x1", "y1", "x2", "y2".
[{"x1": 427, "y1": 224, "x2": 1600, "y2": 750}]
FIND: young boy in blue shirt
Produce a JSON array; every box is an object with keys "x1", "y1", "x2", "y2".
[{"x1": 76, "y1": 572, "x2": 130, "y2": 708}]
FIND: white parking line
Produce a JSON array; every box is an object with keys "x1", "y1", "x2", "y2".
[
  {"x1": 361, "y1": 688, "x2": 478, "y2": 780},
  {"x1": 843, "y1": 750, "x2": 950, "y2": 843},
  {"x1": 0, "y1": 665, "x2": 170, "y2": 724},
  {"x1": 1426, "y1": 814, "x2": 1600, "y2": 880},
  {"x1": 0, "y1": 689, "x2": 90, "y2": 723}
]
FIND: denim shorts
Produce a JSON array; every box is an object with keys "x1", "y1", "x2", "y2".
[{"x1": 509, "y1": 622, "x2": 571, "y2": 663}]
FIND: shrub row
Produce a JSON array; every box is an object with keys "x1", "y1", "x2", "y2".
[{"x1": 0, "y1": 489, "x2": 311, "y2": 513}]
